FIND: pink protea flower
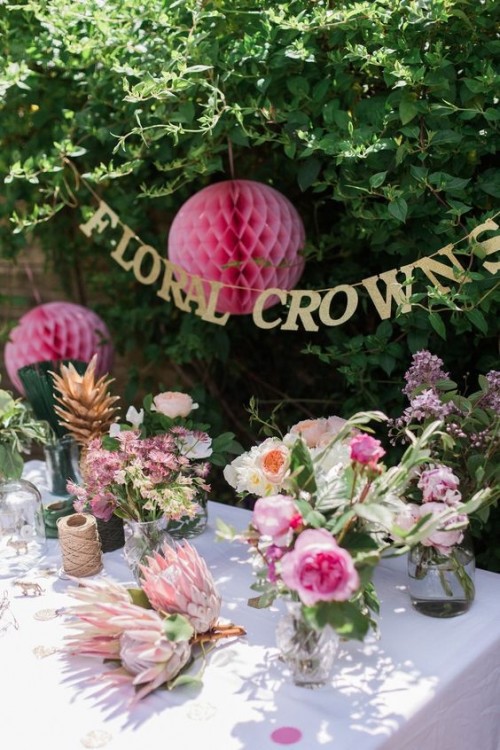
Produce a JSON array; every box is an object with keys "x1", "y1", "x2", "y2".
[
  {"x1": 64, "y1": 578, "x2": 193, "y2": 700},
  {"x1": 117, "y1": 614, "x2": 192, "y2": 700},
  {"x1": 168, "y1": 180, "x2": 305, "y2": 315},
  {"x1": 139, "y1": 541, "x2": 222, "y2": 634},
  {"x1": 4, "y1": 301, "x2": 113, "y2": 395}
]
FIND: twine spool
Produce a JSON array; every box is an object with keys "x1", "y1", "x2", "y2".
[{"x1": 57, "y1": 513, "x2": 103, "y2": 577}]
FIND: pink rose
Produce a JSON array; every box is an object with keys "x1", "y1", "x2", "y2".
[
  {"x1": 349, "y1": 433, "x2": 385, "y2": 465},
  {"x1": 252, "y1": 495, "x2": 301, "y2": 546},
  {"x1": 151, "y1": 391, "x2": 198, "y2": 419},
  {"x1": 418, "y1": 466, "x2": 461, "y2": 505},
  {"x1": 418, "y1": 502, "x2": 467, "y2": 554},
  {"x1": 280, "y1": 528, "x2": 360, "y2": 606}
]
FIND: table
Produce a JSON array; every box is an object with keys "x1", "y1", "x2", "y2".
[{"x1": 1, "y1": 461, "x2": 499, "y2": 750}]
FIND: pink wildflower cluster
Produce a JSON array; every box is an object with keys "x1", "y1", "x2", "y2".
[{"x1": 69, "y1": 428, "x2": 211, "y2": 523}]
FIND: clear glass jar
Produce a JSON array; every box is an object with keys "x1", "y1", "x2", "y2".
[
  {"x1": 123, "y1": 518, "x2": 173, "y2": 584},
  {"x1": 275, "y1": 601, "x2": 339, "y2": 688},
  {"x1": 0, "y1": 478, "x2": 47, "y2": 578},
  {"x1": 407, "y1": 537, "x2": 475, "y2": 618}
]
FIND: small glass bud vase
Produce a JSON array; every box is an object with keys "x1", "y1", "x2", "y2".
[
  {"x1": 407, "y1": 536, "x2": 475, "y2": 618},
  {"x1": 123, "y1": 518, "x2": 173, "y2": 583},
  {"x1": 0, "y1": 478, "x2": 47, "y2": 578},
  {"x1": 275, "y1": 601, "x2": 339, "y2": 688}
]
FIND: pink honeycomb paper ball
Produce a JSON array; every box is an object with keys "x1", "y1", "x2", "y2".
[
  {"x1": 5, "y1": 301, "x2": 113, "y2": 394},
  {"x1": 167, "y1": 180, "x2": 306, "y2": 315}
]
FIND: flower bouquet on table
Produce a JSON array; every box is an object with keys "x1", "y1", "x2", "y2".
[
  {"x1": 219, "y1": 411, "x2": 463, "y2": 660},
  {"x1": 69, "y1": 389, "x2": 240, "y2": 576},
  {"x1": 64, "y1": 539, "x2": 245, "y2": 702},
  {"x1": 389, "y1": 350, "x2": 500, "y2": 614}
]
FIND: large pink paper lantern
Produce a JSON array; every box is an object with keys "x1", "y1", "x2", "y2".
[
  {"x1": 5, "y1": 301, "x2": 113, "y2": 394},
  {"x1": 168, "y1": 180, "x2": 306, "y2": 315}
]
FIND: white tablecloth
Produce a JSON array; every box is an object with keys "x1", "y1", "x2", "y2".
[{"x1": 0, "y1": 462, "x2": 498, "y2": 750}]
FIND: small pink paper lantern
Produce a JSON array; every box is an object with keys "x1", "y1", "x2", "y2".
[
  {"x1": 168, "y1": 180, "x2": 306, "y2": 315},
  {"x1": 5, "y1": 301, "x2": 113, "y2": 394}
]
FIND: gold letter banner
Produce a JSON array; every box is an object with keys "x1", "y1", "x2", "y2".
[{"x1": 77, "y1": 178, "x2": 499, "y2": 333}]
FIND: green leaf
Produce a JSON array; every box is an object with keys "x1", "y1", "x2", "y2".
[
  {"x1": 369, "y1": 171, "x2": 387, "y2": 189},
  {"x1": 215, "y1": 517, "x2": 241, "y2": 542},
  {"x1": 304, "y1": 601, "x2": 371, "y2": 641},
  {"x1": 429, "y1": 312, "x2": 447, "y2": 339},
  {"x1": 248, "y1": 591, "x2": 276, "y2": 609},
  {"x1": 466, "y1": 309, "x2": 488, "y2": 334},
  {"x1": 388, "y1": 198, "x2": 408, "y2": 223},
  {"x1": 162, "y1": 614, "x2": 194, "y2": 642},
  {"x1": 167, "y1": 672, "x2": 203, "y2": 690},
  {"x1": 297, "y1": 158, "x2": 321, "y2": 192},
  {"x1": 127, "y1": 587, "x2": 153, "y2": 609},
  {"x1": 399, "y1": 99, "x2": 418, "y2": 125},
  {"x1": 0, "y1": 444, "x2": 23, "y2": 479},
  {"x1": 290, "y1": 439, "x2": 317, "y2": 495}
]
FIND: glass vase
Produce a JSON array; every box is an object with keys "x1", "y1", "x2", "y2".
[
  {"x1": 123, "y1": 518, "x2": 173, "y2": 583},
  {"x1": 407, "y1": 537, "x2": 475, "y2": 618},
  {"x1": 275, "y1": 601, "x2": 339, "y2": 688},
  {"x1": 0, "y1": 479, "x2": 47, "y2": 578},
  {"x1": 165, "y1": 495, "x2": 208, "y2": 540},
  {"x1": 43, "y1": 435, "x2": 81, "y2": 496}
]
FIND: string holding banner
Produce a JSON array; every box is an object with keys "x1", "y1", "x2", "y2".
[{"x1": 76, "y1": 174, "x2": 500, "y2": 332}]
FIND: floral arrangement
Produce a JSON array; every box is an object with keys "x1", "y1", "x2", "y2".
[
  {"x1": 0, "y1": 382, "x2": 51, "y2": 480},
  {"x1": 69, "y1": 390, "x2": 239, "y2": 524},
  {"x1": 64, "y1": 540, "x2": 245, "y2": 702},
  {"x1": 389, "y1": 350, "x2": 499, "y2": 510},
  {"x1": 219, "y1": 410, "x2": 493, "y2": 640}
]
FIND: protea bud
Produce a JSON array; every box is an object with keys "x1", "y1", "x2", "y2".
[{"x1": 139, "y1": 541, "x2": 222, "y2": 633}]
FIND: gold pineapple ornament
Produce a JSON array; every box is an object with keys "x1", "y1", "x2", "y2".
[{"x1": 50, "y1": 355, "x2": 120, "y2": 447}]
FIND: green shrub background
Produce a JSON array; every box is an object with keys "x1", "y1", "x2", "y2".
[{"x1": 1, "y1": 1, "x2": 498, "y2": 567}]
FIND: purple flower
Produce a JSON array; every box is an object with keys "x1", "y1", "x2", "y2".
[
  {"x1": 402, "y1": 388, "x2": 455, "y2": 424},
  {"x1": 403, "y1": 350, "x2": 449, "y2": 397},
  {"x1": 483, "y1": 370, "x2": 500, "y2": 414}
]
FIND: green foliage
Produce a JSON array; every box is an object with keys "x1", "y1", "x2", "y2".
[
  {"x1": 0, "y1": 385, "x2": 52, "y2": 478},
  {"x1": 0, "y1": 1, "x2": 498, "y2": 556}
]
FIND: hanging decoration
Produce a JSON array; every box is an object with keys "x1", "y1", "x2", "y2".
[
  {"x1": 78, "y1": 192, "x2": 499, "y2": 332},
  {"x1": 167, "y1": 180, "x2": 306, "y2": 315},
  {"x1": 4, "y1": 302, "x2": 113, "y2": 395}
]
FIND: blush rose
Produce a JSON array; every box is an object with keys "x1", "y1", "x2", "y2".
[
  {"x1": 252, "y1": 495, "x2": 301, "y2": 546},
  {"x1": 151, "y1": 392, "x2": 198, "y2": 419},
  {"x1": 279, "y1": 528, "x2": 360, "y2": 606}
]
